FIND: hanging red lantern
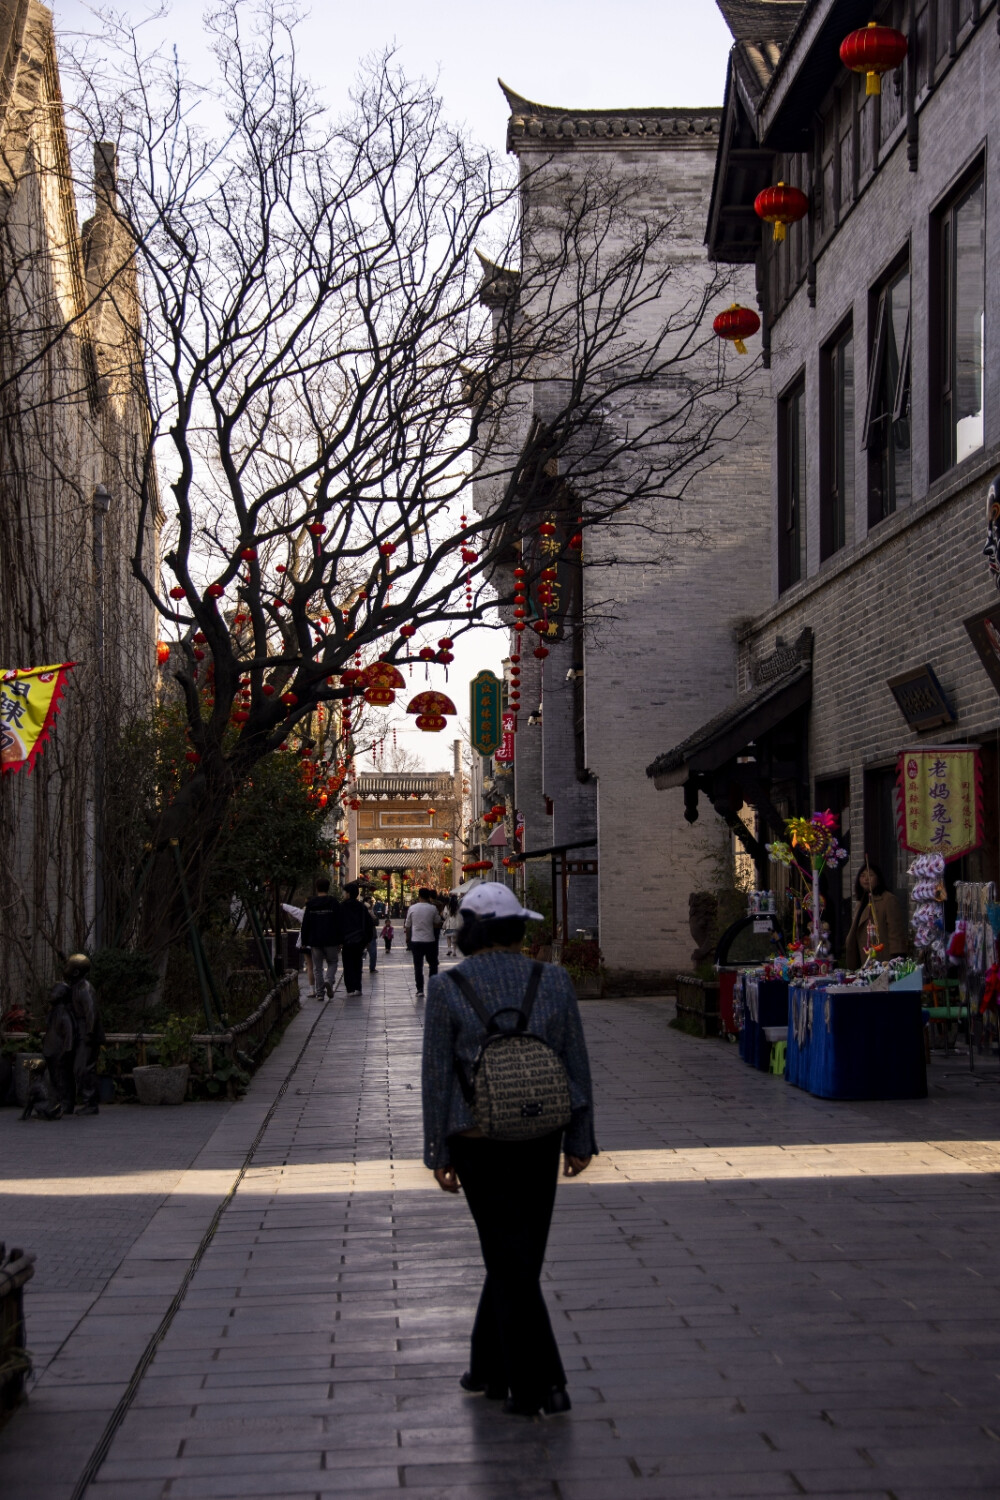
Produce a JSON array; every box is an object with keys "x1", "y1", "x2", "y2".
[
  {"x1": 437, "y1": 650, "x2": 454, "y2": 665},
  {"x1": 839, "y1": 21, "x2": 907, "y2": 96},
  {"x1": 534, "y1": 645, "x2": 549, "y2": 659},
  {"x1": 419, "y1": 646, "x2": 436, "y2": 661},
  {"x1": 539, "y1": 520, "x2": 556, "y2": 538},
  {"x1": 513, "y1": 621, "x2": 526, "y2": 633},
  {"x1": 754, "y1": 182, "x2": 809, "y2": 243},
  {"x1": 308, "y1": 522, "x2": 326, "y2": 537},
  {"x1": 713, "y1": 303, "x2": 762, "y2": 356},
  {"x1": 379, "y1": 541, "x2": 396, "y2": 556},
  {"x1": 240, "y1": 547, "x2": 257, "y2": 561},
  {"x1": 400, "y1": 624, "x2": 417, "y2": 639},
  {"x1": 438, "y1": 637, "x2": 453, "y2": 649},
  {"x1": 462, "y1": 860, "x2": 493, "y2": 873},
  {"x1": 206, "y1": 583, "x2": 225, "y2": 599},
  {"x1": 262, "y1": 683, "x2": 275, "y2": 696},
  {"x1": 156, "y1": 641, "x2": 170, "y2": 665},
  {"x1": 569, "y1": 532, "x2": 583, "y2": 552},
  {"x1": 185, "y1": 750, "x2": 200, "y2": 763},
  {"x1": 276, "y1": 563, "x2": 286, "y2": 573},
  {"x1": 461, "y1": 547, "x2": 478, "y2": 564},
  {"x1": 281, "y1": 691, "x2": 298, "y2": 706},
  {"x1": 169, "y1": 585, "x2": 185, "y2": 600},
  {"x1": 232, "y1": 709, "x2": 249, "y2": 724}
]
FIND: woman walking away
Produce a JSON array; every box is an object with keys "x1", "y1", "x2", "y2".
[
  {"x1": 381, "y1": 920, "x2": 394, "y2": 953},
  {"x1": 422, "y1": 884, "x2": 596, "y2": 1418},
  {"x1": 845, "y1": 858, "x2": 908, "y2": 969}
]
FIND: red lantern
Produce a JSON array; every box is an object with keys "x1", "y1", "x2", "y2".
[
  {"x1": 206, "y1": 583, "x2": 225, "y2": 598},
  {"x1": 438, "y1": 637, "x2": 453, "y2": 649},
  {"x1": 379, "y1": 541, "x2": 396, "y2": 556},
  {"x1": 569, "y1": 532, "x2": 582, "y2": 552},
  {"x1": 156, "y1": 641, "x2": 170, "y2": 665},
  {"x1": 262, "y1": 683, "x2": 275, "y2": 695},
  {"x1": 169, "y1": 585, "x2": 185, "y2": 600},
  {"x1": 534, "y1": 645, "x2": 549, "y2": 659},
  {"x1": 419, "y1": 646, "x2": 436, "y2": 661},
  {"x1": 462, "y1": 860, "x2": 493, "y2": 873},
  {"x1": 461, "y1": 547, "x2": 478, "y2": 564},
  {"x1": 276, "y1": 563, "x2": 286, "y2": 573},
  {"x1": 513, "y1": 621, "x2": 526, "y2": 633},
  {"x1": 308, "y1": 522, "x2": 326, "y2": 537},
  {"x1": 840, "y1": 21, "x2": 907, "y2": 96},
  {"x1": 713, "y1": 303, "x2": 762, "y2": 356},
  {"x1": 539, "y1": 521, "x2": 556, "y2": 538},
  {"x1": 281, "y1": 691, "x2": 298, "y2": 706},
  {"x1": 437, "y1": 651, "x2": 454, "y2": 665},
  {"x1": 232, "y1": 709, "x2": 249, "y2": 724},
  {"x1": 400, "y1": 624, "x2": 417, "y2": 639},
  {"x1": 185, "y1": 750, "x2": 200, "y2": 763},
  {"x1": 240, "y1": 547, "x2": 257, "y2": 561},
  {"x1": 754, "y1": 182, "x2": 808, "y2": 243}
]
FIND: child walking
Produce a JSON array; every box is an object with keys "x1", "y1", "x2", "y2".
[{"x1": 381, "y1": 920, "x2": 394, "y2": 953}]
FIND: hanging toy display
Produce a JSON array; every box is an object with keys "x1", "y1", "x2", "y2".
[{"x1": 908, "y1": 852, "x2": 947, "y2": 964}]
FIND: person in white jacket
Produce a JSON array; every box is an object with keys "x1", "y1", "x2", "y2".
[{"x1": 404, "y1": 888, "x2": 442, "y2": 995}]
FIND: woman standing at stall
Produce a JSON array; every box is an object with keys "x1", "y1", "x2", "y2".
[
  {"x1": 845, "y1": 859, "x2": 908, "y2": 969},
  {"x1": 421, "y1": 884, "x2": 596, "y2": 1417}
]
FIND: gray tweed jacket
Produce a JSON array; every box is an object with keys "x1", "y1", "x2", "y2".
[{"x1": 421, "y1": 951, "x2": 598, "y2": 1169}]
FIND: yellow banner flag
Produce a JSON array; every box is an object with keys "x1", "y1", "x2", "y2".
[
  {"x1": 897, "y1": 746, "x2": 982, "y2": 862},
  {"x1": 1, "y1": 664, "x2": 75, "y2": 774}
]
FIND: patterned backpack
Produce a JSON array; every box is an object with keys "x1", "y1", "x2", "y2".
[{"x1": 448, "y1": 962, "x2": 572, "y2": 1141}]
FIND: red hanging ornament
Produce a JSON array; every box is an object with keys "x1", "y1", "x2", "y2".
[
  {"x1": 281, "y1": 691, "x2": 298, "y2": 706},
  {"x1": 839, "y1": 21, "x2": 907, "y2": 96},
  {"x1": 538, "y1": 520, "x2": 557, "y2": 538},
  {"x1": 156, "y1": 641, "x2": 170, "y2": 665},
  {"x1": 240, "y1": 547, "x2": 257, "y2": 561},
  {"x1": 533, "y1": 645, "x2": 549, "y2": 659},
  {"x1": 754, "y1": 182, "x2": 809, "y2": 243},
  {"x1": 169, "y1": 585, "x2": 185, "y2": 600},
  {"x1": 206, "y1": 583, "x2": 225, "y2": 599},
  {"x1": 308, "y1": 522, "x2": 326, "y2": 537},
  {"x1": 262, "y1": 683, "x2": 275, "y2": 696},
  {"x1": 713, "y1": 303, "x2": 761, "y2": 355},
  {"x1": 569, "y1": 531, "x2": 583, "y2": 552}
]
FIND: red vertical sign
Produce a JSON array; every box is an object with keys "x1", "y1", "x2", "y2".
[{"x1": 495, "y1": 710, "x2": 516, "y2": 764}]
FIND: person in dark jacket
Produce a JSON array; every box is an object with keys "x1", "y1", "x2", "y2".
[
  {"x1": 845, "y1": 859, "x2": 908, "y2": 969},
  {"x1": 64, "y1": 954, "x2": 104, "y2": 1114},
  {"x1": 340, "y1": 883, "x2": 376, "y2": 995},
  {"x1": 300, "y1": 879, "x2": 343, "y2": 998},
  {"x1": 422, "y1": 883, "x2": 596, "y2": 1418}
]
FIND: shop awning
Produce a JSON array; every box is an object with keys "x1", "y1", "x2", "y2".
[{"x1": 646, "y1": 660, "x2": 812, "y2": 790}]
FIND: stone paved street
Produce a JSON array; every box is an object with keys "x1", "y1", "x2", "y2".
[{"x1": 3, "y1": 947, "x2": 1000, "y2": 1498}]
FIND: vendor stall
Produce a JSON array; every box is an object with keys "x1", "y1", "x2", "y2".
[
  {"x1": 786, "y1": 964, "x2": 926, "y2": 1100},
  {"x1": 738, "y1": 970, "x2": 789, "y2": 1071}
]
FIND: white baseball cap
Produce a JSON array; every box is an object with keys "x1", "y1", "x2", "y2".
[{"x1": 459, "y1": 883, "x2": 543, "y2": 922}]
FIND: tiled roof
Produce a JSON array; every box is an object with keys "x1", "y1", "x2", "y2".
[
  {"x1": 501, "y1": 82, "x2": 721, "y2": 149},
  {"x1": 715, "y1": 0, "x2": 805, "y2": 42}
]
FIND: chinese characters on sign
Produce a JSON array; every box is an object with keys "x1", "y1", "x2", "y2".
[
  {"x1": 469, "y1": 671, "x2": 501, "y2": 757},
  {"x1": 896, "y1": 745, "x2": 982, "y2": 861},
  {"x1": 495, "y1": 711, "x2": 517, "y2": 765},
  {"x1": 1, "y1": 664, "x2": 75, "y2": 774}
]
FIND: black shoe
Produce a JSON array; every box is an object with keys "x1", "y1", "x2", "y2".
[
  {"x1": 502, "y1": 1386, "x2": 571, "y2": 1418},
  {"x1": 460, "y1": 1371, "x2": 506, "y2": 1399},
  {"x1": 75, "y1": 1104, "x2": 99, "y2": 1116}
]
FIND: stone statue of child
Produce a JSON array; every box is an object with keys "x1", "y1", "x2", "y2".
[
  {"x1": 63, "y1": 953, "x2": 105, "y2": 1115},
  {"x1": 40, "y1": 981, "x2": 75, "y2": 1117}
]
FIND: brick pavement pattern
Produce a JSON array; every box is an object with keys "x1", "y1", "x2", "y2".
[{"x1": 5, "y1": 948, "x2": 1000, "y2": 1498}]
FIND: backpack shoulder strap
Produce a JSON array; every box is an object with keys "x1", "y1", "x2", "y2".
[
  {"x1": 519, "y1": 961, "x2": 545, "y2": 1029},
  {"x1": 447, "y1": 968, "x2": 494, "y2": 1033}
]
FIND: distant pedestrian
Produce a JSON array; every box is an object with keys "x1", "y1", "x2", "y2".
[
  {"x1": 340, "y1": 883, "x2": 376, "y2": 995},
  {"x1": 421, "y1": 884, "x2": 596, "y2": 1417},
  {"x1": 443, "y1": 905, "x2": 460, "y2": 958},
  {"x1": 381, "y1": 920, "x2": 394, "y2": 953},
  {"x1": 300, "y1": 878, "x2": 342, "y2": 998},
  {"x1": 405, "y1": 887, "x2": 443, "y2": 995},
  {"x1": 364, "y1": 900, "x2": 379, "y2": 973}
]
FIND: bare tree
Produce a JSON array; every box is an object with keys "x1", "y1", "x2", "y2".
[{"x1": 32, "y1": 0, "x2": 750, "y2": 946}]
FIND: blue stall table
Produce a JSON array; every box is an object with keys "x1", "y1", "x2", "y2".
[
  {"x1": 739, "y1": 974, "x2": 790, "y2": 1071},
  {"x1": 786, "y1": 979, "x2": 927, "y2": 1100}
]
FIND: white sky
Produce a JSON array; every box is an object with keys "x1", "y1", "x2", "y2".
[{"x1": 53, "y1": 0, "x2": 733, "y2": 769}]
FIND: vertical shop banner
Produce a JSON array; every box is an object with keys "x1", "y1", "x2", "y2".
[
  {"x1": 470, "y1": 670, "x2": 501, "y2": 756},
  {"x1": 495, "y1": 711, "x2": 516, "y2": 765},
  {"x1": 1, "y1": 664, "x2": 75, "y2": 774},
  {"x1": 896, "y1": 745, "x2": 982, "y2": 861}
]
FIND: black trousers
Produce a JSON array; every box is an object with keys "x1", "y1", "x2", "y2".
[
  {"x1": 341, "y1": 942, "x2": 366, "y2": 993},
  {"x1": 449, "y1": 1130, "x2": 565, "y2": 1404},
  {"x1": 410, "y1": 940, "x2": 438, "y2": 991}
]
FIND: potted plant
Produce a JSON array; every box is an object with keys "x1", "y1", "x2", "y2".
[
  {"x1": 560, "y1": 938, "x2": 605, "y2": 998},
  {"x1": 132, "y1": 1013, "x2": 197, "y2": 1105}
]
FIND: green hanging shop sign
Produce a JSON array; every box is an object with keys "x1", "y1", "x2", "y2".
[{"x1": 470, "y1": 670, "x2": 501, "y2": 756}]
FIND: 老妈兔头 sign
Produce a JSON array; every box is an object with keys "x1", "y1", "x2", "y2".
[
  {"x1": 896, "y1": 745, "x2": 982, "y2": 862},
  {"x1": 470, "y1": 670, "x2": 501, "y2": 756}
]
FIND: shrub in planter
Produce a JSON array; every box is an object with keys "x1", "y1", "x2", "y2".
[{"x1": 133, "y1": 1012, "x2": 198, "y2": 1105}]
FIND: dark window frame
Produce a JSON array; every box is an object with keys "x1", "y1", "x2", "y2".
[
  {"x1": 820, "y1": 317, "x2": 854, "y2": 561},
  {"x1": 863, "y1": 251, "x2": 911, "y2": 528},
  {"x1": 929, "y1": 155, "x2": 986, "y2": 479},
  {"x1": 778, "y1": 374, "x2": 807, "y2": 593}
]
